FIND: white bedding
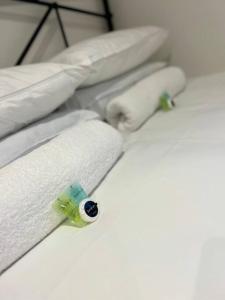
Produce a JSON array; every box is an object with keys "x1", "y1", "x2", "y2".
[{"x1": 1, "y1": 72, "x2": 225, "y2": 300}]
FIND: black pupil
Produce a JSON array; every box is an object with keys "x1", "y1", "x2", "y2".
[{"x1": 84, "y1": 201, "x2": 98, "y2": 218}]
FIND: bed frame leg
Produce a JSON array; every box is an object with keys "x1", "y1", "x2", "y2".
[
  {"x1": 15, "y1": 5, "x2": 53, "y2": 66},
  {"x1": 54, "y1": 5, "x2": 69, "y2": 48},
  {"x1": 102, "y1": 0, "x2": 114, "y2": 31}
]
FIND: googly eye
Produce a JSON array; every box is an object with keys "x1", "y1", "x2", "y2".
[{"x1": 79, "y1": 198, "x2": 99, "y2": 223}]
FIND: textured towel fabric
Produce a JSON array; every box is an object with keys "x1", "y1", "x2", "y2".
[
  {"x1": 0, "y1": 120, "x2": 123, "y2": 273},
  {"x1": 106, "y1": 67, "x2": 186, "y2": 132},
  {"x1": 0, "y1": 109, "x2": 100, "y2": 169}
]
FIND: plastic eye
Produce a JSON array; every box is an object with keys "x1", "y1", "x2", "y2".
[{"x1": 79, "y1": 198, "x2": 99, "y2": 223}]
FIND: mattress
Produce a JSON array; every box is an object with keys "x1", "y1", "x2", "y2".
[{"x1": 1, "y1": 72, "x2": 225, "y2": 300}]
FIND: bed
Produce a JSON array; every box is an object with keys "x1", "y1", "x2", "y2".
[
  {"x1": 1, "y1": 71, "x2": 225, "y2": 300},
  {"x1": 1, "y1": 2, "x2": 225, "y2": 299}
]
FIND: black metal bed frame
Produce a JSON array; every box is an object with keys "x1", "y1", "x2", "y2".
[{"x1": 12, "y1": 0, "x2": 114, "y2": 65}]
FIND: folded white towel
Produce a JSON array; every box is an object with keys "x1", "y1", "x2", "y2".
[
  {"x1": 0, "y1": 109, "x2": 99, "y2": 169},
  {"x1": 106, "y1": 67, "x2": 186, "y2": 132},
  {"x1": 0, "y1": 120, "x2": 123, "y2": 273}
]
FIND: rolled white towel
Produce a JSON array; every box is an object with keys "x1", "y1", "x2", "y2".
[
  {"x1": 0, "y1": 120, "x2": 123, "y2": 273},
  {"x1": 106, "y1": 67, "x2": 186, "y2": 132}
]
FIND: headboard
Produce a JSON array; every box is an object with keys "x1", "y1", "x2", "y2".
[{"x1": 11, "y1": 0, "x2": 114, "y2": 65}]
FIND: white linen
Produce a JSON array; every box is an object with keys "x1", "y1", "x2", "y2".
[
  {"x1": 0, "y1": 109, "x2": 99, "y2": 169},
  {"x1": 2, "y1": 72, "x2": 225, "y2": 300},
  {"x1": 107, "y1": 66, "x2": 186, "y2": 132},
  {"x1": 0, "y1": 63, "x2": 87, "y2": 139},
  {"x1": 67, "y1": 61, "x2": 167, "y2": 118},
  {"x1": 0, "y1": 120, "x2": 123, "y2": 274},
  {"x1": 51, "y1": 26, "x2": 168, "y2": 87}
]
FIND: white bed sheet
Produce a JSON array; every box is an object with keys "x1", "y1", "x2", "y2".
[{"x1": 1, "y1": 72, "x2": 225, "y2": 300}]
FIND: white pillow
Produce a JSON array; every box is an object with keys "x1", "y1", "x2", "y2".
[
  {"x1": 51, "y1": 26, "x2": 168, "y2": 87},
  {"x1": 0, "y1": 63, "x2": 87, "y2": 139},
  {"x1": 66, "y1": 61, "x2": 167, "y2": 118}
]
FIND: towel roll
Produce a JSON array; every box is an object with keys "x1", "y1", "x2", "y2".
[
  {"x1": 0, "y1": 120, "x2": 123, "y2": 273},
  {"x1": 106, "y1": 67, "x2": 186, "y2": 132}
]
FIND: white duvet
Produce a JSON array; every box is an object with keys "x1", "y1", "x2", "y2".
[{"x1": 1, "y1": 72, "x2": 225, "y2": 300}]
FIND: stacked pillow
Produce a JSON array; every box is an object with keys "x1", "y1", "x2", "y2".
[
  {"x1": 51, "y1": 26, "x2": 168, "y2": 87},
  {"x1": 0, "y1": 63, "x2": 88, "y2": 139},
  {"x1": 0, "y1": 26, "x2": 168, "y2": 142},
  {"x1": 52, "y1": 26, "x2": 168, "y2": 119}
]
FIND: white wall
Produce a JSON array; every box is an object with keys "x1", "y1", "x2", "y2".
[
  {"x1": 111, "y1": 0, "x2": 225, "y2": 77},
  {"x1": 0, "y1": 0, "x2": 106, "y2": 68}
]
